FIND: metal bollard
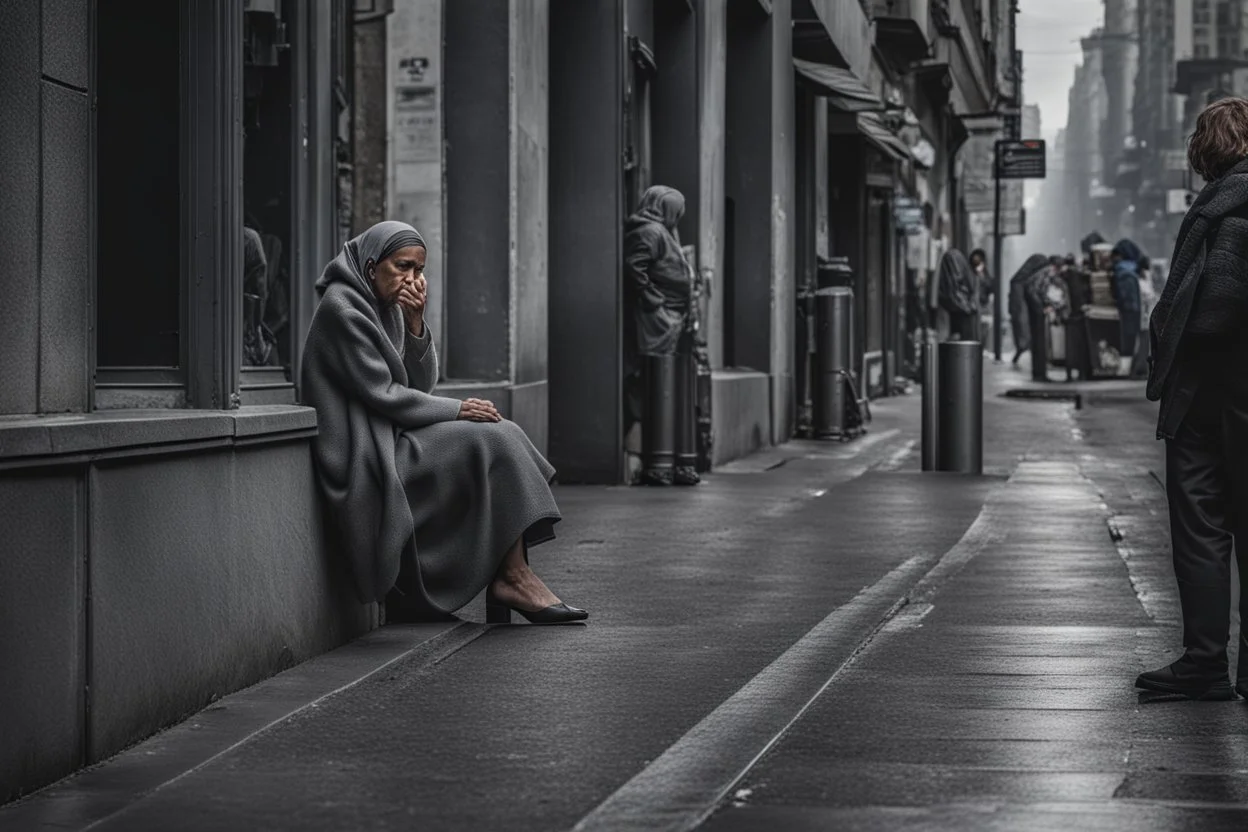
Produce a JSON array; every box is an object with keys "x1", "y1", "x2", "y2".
[
  {"x1": 813, "y1": 287, "x2": 853, "y2": 438},
  {"x1": 642, "y1": 354, "x2": 677, "y2": 478},
  {"x1": 936, "y1": 340, "x2": 983, "y2": 474},
  {"x1": 674, "y1": 351, "x2": 697, "y2": 471},
  {"x1": 921, "y1": 338, "x2": 939, "y2": 471}
]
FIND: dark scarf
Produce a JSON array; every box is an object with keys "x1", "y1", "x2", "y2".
[{"x1": 1147, "y1": 158, "x2": 1248, "y2": 401}]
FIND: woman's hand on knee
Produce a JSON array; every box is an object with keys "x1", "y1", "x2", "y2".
[{"x1": 457, "y1": 398, "x2": 503, "y2": 423}]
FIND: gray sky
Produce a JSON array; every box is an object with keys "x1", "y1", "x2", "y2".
[{"x1": 1017, "y1": 0, "x2": 1105, "y2": 140}]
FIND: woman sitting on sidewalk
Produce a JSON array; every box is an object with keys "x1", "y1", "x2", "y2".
[
  {"x1": 1142, "y1": 97, "x2": 1248, "y2": 700},
  {"x1": 301, "y1": 221, "x2": 587, "y2": 625}
]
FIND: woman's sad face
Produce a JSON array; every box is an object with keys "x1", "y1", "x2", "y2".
[{"x1": 370, "y1": 246, "x2": 426, "y2": 305}]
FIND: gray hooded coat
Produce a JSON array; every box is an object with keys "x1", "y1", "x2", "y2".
[{"x1": 300, "y1": 221, "x2": 560, "y2": 610}]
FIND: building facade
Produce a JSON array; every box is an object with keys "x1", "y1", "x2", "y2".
[{"x1": 0, "y1": 0, "x2": 1012, "y2": 803}]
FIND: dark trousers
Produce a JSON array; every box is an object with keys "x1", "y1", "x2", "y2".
[
  {"x1": 947, "y1": 311, "x2": 978, "y2": 342},
  {"x1": 1120, "y1": 311, "x2": 1141, "y2": 363},
  {"x1": 1165, "y1": 382, "x2": 1248, "y2": 679},
  {"x1": 1027, "y1": 306, "x2": 1049, "y2": 381}
]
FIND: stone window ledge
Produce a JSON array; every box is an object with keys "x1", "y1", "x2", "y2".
[{"x1": 0, "y1": 406, "x2": 317, "y2": 465}]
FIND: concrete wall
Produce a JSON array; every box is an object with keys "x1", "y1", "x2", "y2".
[
  {"x1": 722, "y1": 0, "x2": 795, "y2": 444},
  {"x1": 698, "y1": 0, "x2": 728, "y2": 370},
  {"x1": 0, "y1": 439, "x2": 374, "y2": 803},
  {"x1": 0, "y1": 472, "x2": 85, "y2": 803},
  {"x1": 511, "y1": 0, "x2": 550, "y2": 393},
  {"x1": 768, "y1": 0, "x2": 796, "y2": 444},
  {"x1": 0, "y1": 0, "x2": 91, "y2": 417}
]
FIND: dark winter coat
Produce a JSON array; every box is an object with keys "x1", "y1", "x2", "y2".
[
  {"x1": 937, "y1": 249, "x2": 978, "y2": 317},
  {"x1": 624, "y1": 187, "x2": 693, "y2": 313},
  {"x1": 624, "y1": 186, "x2": 694, "y2": 358},
  {"x1": 1008, "y1": 254, "x2": 1049, "y2": 352},
  {"x1": 1111, "y1": 239, "x2": 1143, "y2": 315},
  {"x1": 1148, "y1": 157, "x2": 1248, "y2": 439}
]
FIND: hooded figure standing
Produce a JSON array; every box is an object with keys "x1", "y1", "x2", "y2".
[
  {"x1": 624, "y1": 185, "x2": 700, "y2": 486},
  {"x1": 300, "y1": 221, "x2": 588, "y2": 625},
  {"x1": 937, "y1": 249, "x2": 979, "y2": 341},
  {"x1": 1008, "y1": 254, "x2": 1049, "y2": 365}
]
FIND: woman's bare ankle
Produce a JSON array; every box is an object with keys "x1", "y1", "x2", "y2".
[{"x1": 490, "y1": 566, "x2": 560, "y2": 611}]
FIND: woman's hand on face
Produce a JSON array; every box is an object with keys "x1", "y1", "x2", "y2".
[
  {"x1": 456, "y1": 398, "x2": 503, "y2": 423},
  {"x1": 397, "y1": 277, "x2": 427, "y2": 333}
]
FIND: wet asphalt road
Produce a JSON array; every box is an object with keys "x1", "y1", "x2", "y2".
[{"x1": 5, "y1": 359, "x2": 1248, "y2": 831}]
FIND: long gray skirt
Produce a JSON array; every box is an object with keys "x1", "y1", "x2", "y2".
[{"x1": 395, "y1": 419, "x2": 561, "y2": 614}]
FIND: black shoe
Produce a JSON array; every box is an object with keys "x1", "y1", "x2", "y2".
[
  {"x1": 486, "y1": 592, "x2": 589, "y2": 625},
  {"x1": 673, "y1": 465, "x2": 701, "y2": 486},
  {"x1": 1237, "y1": 682, "x2": 1248, "y2": 699},
  {"x1": 1136, "y1": 662, "x2": 1234, "y2": 700}
]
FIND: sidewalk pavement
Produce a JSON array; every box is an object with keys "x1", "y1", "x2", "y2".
[{"x1": 5, "y1": 353, "x2": 1247, "y2": 831}]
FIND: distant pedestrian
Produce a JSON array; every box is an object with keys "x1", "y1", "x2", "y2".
[
  {"x1": 936, "y1": 248, "x2": 979, "y2": 341},
  {"x1": 1110, "y1": 239, "x2": 1144, "y2": 374},
  {"x1": 1141, "y1": 96, "x2": 1248, "y2": 700},
  {"x1": 970, "y1": 248, "x2": 993, "y2": 343},
  {"x1": 1007, "y1": 253, "x2": 1048, "y2": 365}
]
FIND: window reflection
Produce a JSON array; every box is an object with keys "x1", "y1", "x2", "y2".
[{"x1": 243, "y1": 1, "x2": 293, "y2": 372}]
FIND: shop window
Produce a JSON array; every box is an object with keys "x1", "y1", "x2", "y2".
[
  {"x1": 242, "y1": 2, "x2": 295, "y2": 384},
  {"x1": 96, "y1": 0, "x2": 182, "y2": 373}
]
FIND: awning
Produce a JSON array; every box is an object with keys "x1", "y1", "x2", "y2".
[
  {"x1": 794, "y1": 58, "x2": 883, "y2": 112},
  {"x1": 858, "y1": 112, "x2": 912, "y2": 162}
]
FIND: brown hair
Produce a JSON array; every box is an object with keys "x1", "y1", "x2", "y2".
[{"x1": 1188, "y1": 97, "x2": 1248, "y2": 180}]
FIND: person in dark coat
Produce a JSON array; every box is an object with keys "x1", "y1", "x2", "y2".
[
  {"x1": 1111, "y1": 238, "x2": 1145, "y2": 369},
  {"x1": 624, "y1": 185, "x2": 699, "y2": 486},
  {"x1": 1008, "y1": 254, "x2": 1049, "y2": 365},
  {"x1": 301, "y1": 221, "x2": 587, "y2": 625},
  {"x1": 970, "y1": 248, "x2": 993, "y2": 342},
  {"x1": 1140, "y1": 97, "x2": 1248, "y2": 700},
  {"x1": 937, "y1": 249, "x2": 979, "y2": 341}
]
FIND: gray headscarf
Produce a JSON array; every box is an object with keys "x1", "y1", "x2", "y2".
[{"x1": 315, "y1": 220, "x2": 427, "y2": 354}]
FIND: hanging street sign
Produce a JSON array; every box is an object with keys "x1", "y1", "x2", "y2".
[{"x1": 995, "y1": 139, "x2": 1047, "y2": 179}]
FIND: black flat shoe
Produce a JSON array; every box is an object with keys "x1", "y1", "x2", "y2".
[
  {"x1": 486, "y1": 592, "x2": 589, "y2": 625},
  {"x1": 1136, "y1": 663, "x2": 1234, "y2": 701}
]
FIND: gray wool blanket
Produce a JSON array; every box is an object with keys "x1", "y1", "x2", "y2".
[{"x1": 300, "y1": 223, "x2": 560, "y2": 611}]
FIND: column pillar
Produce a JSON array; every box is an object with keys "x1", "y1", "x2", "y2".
[
  {"x1": 723, "y1": 0, "x2": 794, "y2": 442},
  {"x1": 698, "y1": 0, "x2": 728, "y2": 370},
  {"x1": 549, "y1": 1, "x2": 625, "y2": 482}
]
